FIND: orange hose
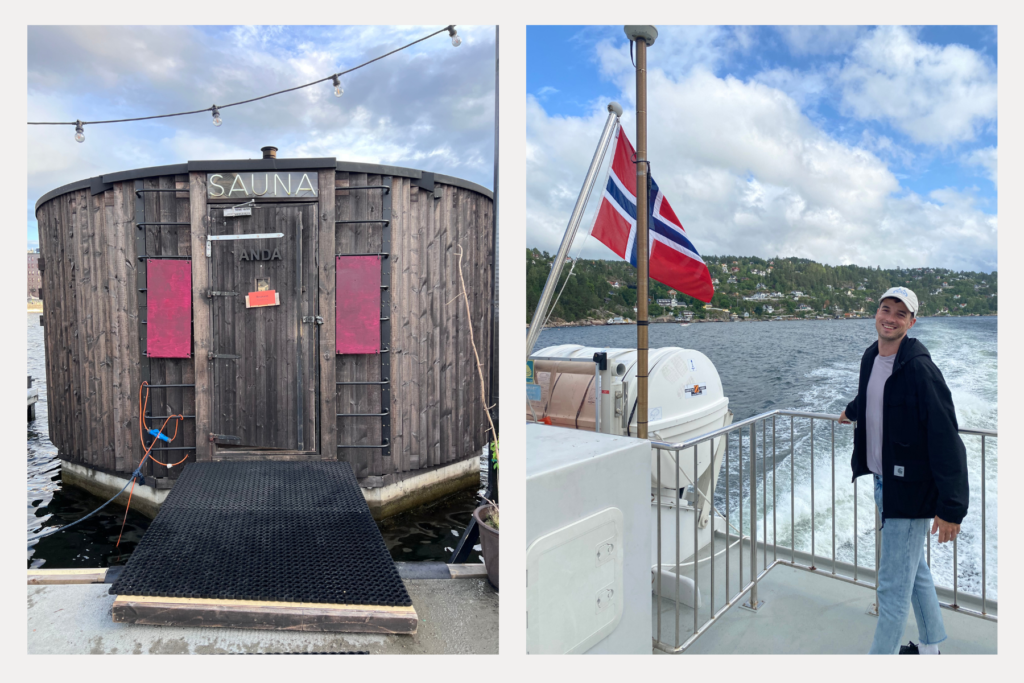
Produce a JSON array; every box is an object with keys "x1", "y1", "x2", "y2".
[
  {"x1": 117, "y1": 382, "x2": 192, "y2": 546},
  {"x1": 116, "y1": 479, "x2": 136, "y2": 548}
]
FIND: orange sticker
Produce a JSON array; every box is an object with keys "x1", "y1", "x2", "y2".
[{"x1": 247, "y1": 290, "x2": 278, "y2": 307}]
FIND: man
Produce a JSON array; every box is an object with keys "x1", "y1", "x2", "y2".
[{"x1": 838, "y1": 287, "x2": 968, "y2": 655}]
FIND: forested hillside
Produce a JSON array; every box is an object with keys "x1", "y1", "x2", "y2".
[{"x1": 527, "y1": 249, "x2": 997, "y2": 323}]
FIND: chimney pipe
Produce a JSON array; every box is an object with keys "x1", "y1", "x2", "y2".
[{"x1": 261, "y1": 146, "x2": 278, "y2": 159}]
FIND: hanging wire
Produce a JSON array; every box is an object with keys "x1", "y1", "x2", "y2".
[{"x1": 28, "y1": 25, "x2": 457, "y2": 127}]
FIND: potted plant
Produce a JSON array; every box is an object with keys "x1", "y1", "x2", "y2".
[{"x1": 474, "y1": 498, "x2": 499, "y2": 590}]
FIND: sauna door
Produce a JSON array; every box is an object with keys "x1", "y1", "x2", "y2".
[{"x1": 207, "y1": 203, "x2": 318, "y2": 451}]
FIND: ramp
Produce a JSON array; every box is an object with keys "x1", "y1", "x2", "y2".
[{"x1": 109, "y1": 461, "x2": 416, "y2": 633}]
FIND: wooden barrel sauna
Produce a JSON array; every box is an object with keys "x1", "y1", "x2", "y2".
[{"x1": 35, "y1": 148, "x2": 495, "y2": 517}]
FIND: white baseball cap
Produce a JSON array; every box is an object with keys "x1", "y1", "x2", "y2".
[{"x1": 880, "y1": 286, "x2": 919, "y2": 315}]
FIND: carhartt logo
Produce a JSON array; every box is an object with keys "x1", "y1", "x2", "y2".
[{"x1": 894, "y1": 466, "x2": 905, "y2": 477}]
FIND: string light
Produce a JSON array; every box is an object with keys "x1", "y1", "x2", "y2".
[{"x1": 28, "y1": 25, "x2": 464, "y2": 137}]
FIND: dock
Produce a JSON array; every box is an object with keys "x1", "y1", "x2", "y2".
[
  {"x1": 28, "y1": 376, "x2": 38, "y2": 420},
  {"x1": 106, "y1": 461, "x2": 416, "y2": 633},
  {"x1": 28, "y1": 571, "x2": 496, "y2": 654}
]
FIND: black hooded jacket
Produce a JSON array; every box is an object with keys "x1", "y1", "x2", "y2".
[{"x1": 845, "y1": 335, "x2": 969, "y2": 524}]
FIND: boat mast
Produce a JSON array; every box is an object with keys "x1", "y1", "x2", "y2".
[
  {"x1": 526, "y1": 102, "x2": 623, "y2": 357},
  {"x1": 626, "y1": 25, "x2": 657, "y2": 439}
]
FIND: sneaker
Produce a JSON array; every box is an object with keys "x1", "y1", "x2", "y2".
[{"x1": 899, "y1": 641, "x2": 919, "y2": 654}]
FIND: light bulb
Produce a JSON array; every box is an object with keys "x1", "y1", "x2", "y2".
[
  {"x1": 74, "y1": 122, "x2": 85, "y2": 143},
  {"x1": 212, "y1": 106, "x2": 222, "y2": 127},
  {"x1": 332, "y1": 75, "x2": 343, "y2": 97},
  {"x1": 451, "y1": 34, "x2": 462, "y2": 47}
]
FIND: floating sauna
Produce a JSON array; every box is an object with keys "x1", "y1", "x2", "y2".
[{"x1": 35, "y1": 147, "x2": 495, "y2": 517}]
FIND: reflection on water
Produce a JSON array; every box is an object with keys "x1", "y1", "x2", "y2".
[{"x1": 378, "y1": 489, "x2": 483, "y2": 564}]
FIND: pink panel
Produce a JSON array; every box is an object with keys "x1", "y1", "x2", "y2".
[
  {"x1": 336, "y1": 255, "x2": 381, "y2": 354},
  {"x1": 147, "y1": 260, "x2": 192, "y2": 358}
]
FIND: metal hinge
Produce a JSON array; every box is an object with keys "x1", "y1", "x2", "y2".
[
  {"x1": 208, "y1": 352, "x2": 241, "y2": 360},
  {"x1": 303, "y1": 316, "x2": 324, "y2": 325}
]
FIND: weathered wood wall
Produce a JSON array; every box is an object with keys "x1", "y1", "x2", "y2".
[
  {"x1": 334, "y1": 175, "x2": 494, "y2": 483},
  {"x1": 38, "y1": 164, "x2": 493, "y2": 488},
  {"x1": 37, "y1": 176, "x2": 196, "y2": 482}
]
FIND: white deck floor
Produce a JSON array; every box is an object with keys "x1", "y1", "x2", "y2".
[{"x1": 652, "y1": 535, "x2": 997, "y2": 654}]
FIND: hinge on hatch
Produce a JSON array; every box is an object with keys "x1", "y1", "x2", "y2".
[{"x1": 302, "y1": 316, "x2": 324, "y2": 325}]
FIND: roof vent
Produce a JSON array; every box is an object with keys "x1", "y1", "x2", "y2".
[{"x1": 261, "y1": 146, "x2": 278, "y2": 160}]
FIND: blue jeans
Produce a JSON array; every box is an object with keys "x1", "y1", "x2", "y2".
[{"x1": 869, "y1": 475, "x2": 947, "y2": 654}]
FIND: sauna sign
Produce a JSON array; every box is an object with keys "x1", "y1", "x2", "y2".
[{"x1": 207, "y1": 172, "x2": 318, "y2": 198}]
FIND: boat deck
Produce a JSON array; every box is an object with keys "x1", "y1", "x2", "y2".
[{"x1": 653, "y1": 534, "x2": 997, "y2": 654}]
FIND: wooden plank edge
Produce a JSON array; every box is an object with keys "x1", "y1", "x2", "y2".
[
  {"x1": 28, "y1": 568, "x2": 108, "y2": 585},
  {"x1": 447, "y1": 564, "x2": 489, "y2": 579},
  {"x1": 111, "y1": 595, "x2": 418, "y2": 634}
]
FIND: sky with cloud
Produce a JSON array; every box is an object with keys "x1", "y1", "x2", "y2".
[
  {"x1": 527, "y1": 26, "x2": 997, "y2": 273},
  {"x1": 27, "y1": 25, "x2": 495, "y2": 248}
]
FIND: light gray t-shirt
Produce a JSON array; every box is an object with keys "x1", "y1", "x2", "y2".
[{"x1": 866, "y1": 353, "x2": 896, "y2": 476}]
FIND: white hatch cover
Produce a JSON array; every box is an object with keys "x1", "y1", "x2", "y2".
[{"x1": 526, "y1": 507, "x2": 624, "y2": 654}]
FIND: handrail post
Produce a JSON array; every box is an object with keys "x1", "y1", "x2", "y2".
[
  {"x1": 692, "y1": 445, "x2": 698, "y2": 638},
  {"x1": 981, "y1": 435, "x2": 986, "y2": 615},
  {"x1": 725, "y1": 433, "x2": 730, "y2": 605},
  {"x1": 831, "y1": 420, "x2": 836, "y2": 575},
  {"x1": 870, "y1": 504, "x2": 880, "y2": 617},
  {"x1": 743, "y1": 421, "x2": 762, "y2": 611},
  {"x1": 656, "y1": 446, "x2": 662, "y2": 644},
  {"x1": 810, "y1": 418, "x2": 815, "y2": 570}
]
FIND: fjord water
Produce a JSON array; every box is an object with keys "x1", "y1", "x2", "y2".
[{"x1": 536, "y1": 316, "x2": 998, "y2": 599}]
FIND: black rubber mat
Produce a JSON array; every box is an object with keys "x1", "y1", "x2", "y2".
[{"x1": 109, "y1": 461, "x2": 411, "y2": 607}]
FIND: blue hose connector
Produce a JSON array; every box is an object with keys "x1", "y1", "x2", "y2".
[{"x1": 148, "y1": 428, "x2": 171, "y2": 443}]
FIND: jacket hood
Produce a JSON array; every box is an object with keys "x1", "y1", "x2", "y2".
[{"x1": 866, "y1": 335, "x2": 930, "y2": 372}]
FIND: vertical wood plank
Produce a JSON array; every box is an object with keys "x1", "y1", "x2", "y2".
[
  {"x1": 426, "y1": 185, "x2": 440, "y2": 468},
  {"x1": 334, "y1": 173, "x2": 349, "y2": 465},
  {"x1": 390, "y1": 178, "x2": 407, "y2": 476},
  {"x1": 189, "y1": 173, "x2": 212, "y2": 461},
  {"x1": 123, "y1": 182, "x2": 142, "y2": 472},
  {"x1": 107, "y1": 185, "x2": 130, "y2": 473},
  {"x1": 95, "y1": 190, "x2": 117, "y2": 472},
  {"x1": 175, "y1": 176, "x2": 195, "y2": 469},
  {"x1": 438, "y1": 185, "x2": 455, "y2": 473},
  {"x1": 409, "y1": 185, "x2": 423, "y2": 472},
  {"x1": 69, "y1": 190, "x2": 96, "y2": 467},
  {"x1": 367, "y1": 174, "x2": 384, "y2": 477},
  {"x1": 317, "y1": 169, "x2": 337, "y2": 458}
]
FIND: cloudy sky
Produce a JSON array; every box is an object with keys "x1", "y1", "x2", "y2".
[
  {"x1": 27, "y1": 25, "x2": 495, "y2": 248},
  {"x1": 527, "y1": 26, "x2": 997, "y2": 273}
]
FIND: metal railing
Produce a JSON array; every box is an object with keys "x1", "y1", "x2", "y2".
[{"x1": 651, "y1": 409, "x2": 996, "y2": 653}]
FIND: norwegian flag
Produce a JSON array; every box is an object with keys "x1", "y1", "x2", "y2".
[{"x1": 591, "y1": 127, "x2": 715, "y2": 303}]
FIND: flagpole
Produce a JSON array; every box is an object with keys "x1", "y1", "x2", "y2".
[
  {"x1": 526, "y1": 102, "x2": 623, "y2": 357},
  {"x1": 626, "y1": 25, "x2": 657, "y2": 440}
]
